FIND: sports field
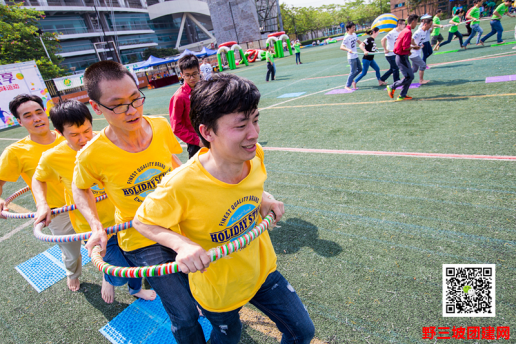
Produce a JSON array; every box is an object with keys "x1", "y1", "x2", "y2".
[{"x1": 1, "y1": 17, "x2": 515, "y2": 343}]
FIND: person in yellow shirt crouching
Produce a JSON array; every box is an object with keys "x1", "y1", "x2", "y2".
[
  {"x1": 134, "y1": 73, "x2": 315, "y2": 344},
  {"x1": 31, "y1": 100, "x2": 155, "y2": 304},
  {"x1": 0, "y1": 94, "x2": 81, "y2": 291}
]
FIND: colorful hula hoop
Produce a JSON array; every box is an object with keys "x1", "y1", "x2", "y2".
[
  {"x1": 1, "y1": 186, "x2": 108, "y2": 219},
  {"x1": 33, "y1": 220, "x2": 132, "y2": 243},
  {"x1": 91, "y1": 212, "x2": 276, "y2": 278}
]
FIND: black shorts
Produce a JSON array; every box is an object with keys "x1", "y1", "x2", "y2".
[{"x1": 431, "y1": 34, "x2": 444, "y2": 45}]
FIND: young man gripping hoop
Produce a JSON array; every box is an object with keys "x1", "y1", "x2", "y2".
[{"x1": 133, "y1": 73, "x2": 315, "y2": 344}]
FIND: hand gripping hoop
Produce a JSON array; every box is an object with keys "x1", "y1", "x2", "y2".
[
  {"x1": 2, "y1": 186, "x2": 108, "y2": 219},
  {"x1": 91, "y1": 212, "x2": 276, "y2": 278}
]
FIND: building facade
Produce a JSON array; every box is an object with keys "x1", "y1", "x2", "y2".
[
  {"x1": 2, "y1": 0, "x2": 215, "y2": 71},
  {"x1": 391, "y1": 0, "x2": 458, "y2": 19}
]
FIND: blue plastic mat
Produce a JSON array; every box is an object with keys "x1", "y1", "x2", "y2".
[
  {"x1": 15, "y1": 245, "x2": 91, "y2": 293},
  {"x1": 277, "y1": 92, "x2": 306, "y2": 98},
  {"x1": 100, "y1": 295, "x2": 212, "y2": 344}
]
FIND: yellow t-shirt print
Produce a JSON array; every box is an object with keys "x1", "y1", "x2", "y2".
[
  {"x1": 136, "y1": 144, "x2": 277, "y2": 313},
  {"x1": 34, "y1": 139, "x2": 115, "y2": 233},
  {"x1": 73, "y1": 116, "x2": 183, "y2": 251}
]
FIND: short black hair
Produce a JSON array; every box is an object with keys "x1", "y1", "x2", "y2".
[
  {"x1": 84, "y1": 61, "x2": 137, "y2": 102},
  {"x1": 436, "y1": 9, "x2": 442, "y2": 14},
  {"x1": 455, "y1": 9, "x2": 461, "y2": 14},
  {"x1": 397, "y1": 18, "x2": 406, "y2": 25},
  {"x1": 178, "y1": 54, "x2": 199, "y2": 73},
  {"x1": 422, "y1": 18, "x2": 433, "y2": 24},
  {"x1": 407, "y1": 14, "x2": 419, "y2": 24},
  {"x1": 190, "y1": 74, "x2": 260, "y2": 149},
  {"x1": 9, "y1": 94, "x2": 45, "y2": 119},
  {"x1": 366, "y1": 27, "x2": 380, "y2": 35},
  {"x1": 345, "y1": 22, "x2": 356, "y2": 31},
  {"x1": 49, "y1": 100, "x2": 92, "y2": 134}
]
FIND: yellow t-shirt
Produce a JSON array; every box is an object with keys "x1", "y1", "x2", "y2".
[
  {"x1": 73, "y1": 116, "x2": 182, "y2": 251},
  {"x1": 135, "y1": 144, "x2": 277, "y2": 312},
  {"x1": 0, "y1": 132, "x2": 66, "y2": 208},
  {"x1": 34, "y1": 139, "x2": 116, "y2": 233}
]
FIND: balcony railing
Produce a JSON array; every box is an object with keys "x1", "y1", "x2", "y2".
[
  {"x1": 118, "y1": 39, "x2": 155, "y2": 46},
  {"x1": 108, "y1": 23, "x2": 152, "y2": 31},
  {"x1": 45, "y1": 0, "x2": 86, "y2": 6},
  {"x1": 59, "y1": 43, "x2": 95, "y2": 53}
]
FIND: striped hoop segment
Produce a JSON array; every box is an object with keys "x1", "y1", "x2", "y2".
[
  {"x1": 1, "y1": 187, "x2": 108, "y2": 219},
  {"x1": 33, "y1": 220, "x2": 133, "y2": 243},
  {"x1": 92, "y1": 212, "x2": 276, "y2": 278}
]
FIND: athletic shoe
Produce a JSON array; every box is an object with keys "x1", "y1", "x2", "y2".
[
  {"x1": 426, "y1": 66, "x2": 431, "y2": 70},
  {"x1": 395, "y1": 95, "x2": 412, "y2": 101},
  {"x1": 386, "y1": 85, "x2": 395, "y2": 99}
]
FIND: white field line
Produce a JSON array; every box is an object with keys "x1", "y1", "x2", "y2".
[
  {"x1": 260, "y1": 78, "x2": 375, "y2": 111},
  {"x1": 0, "y1": 219, "x2": 34, "y2": 244}
]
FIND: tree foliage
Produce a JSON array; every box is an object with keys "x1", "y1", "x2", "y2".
[
  {"x1": 142, "y1": 47, "x2": 180, "y2": 60},
  {"x1": 280, "y1": 0, "x2": 390, "y2": 38},
  {"x1": 0, "y1": 3, "x2": 66, "y2": 79}
]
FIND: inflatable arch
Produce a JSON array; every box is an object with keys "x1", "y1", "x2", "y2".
[
  {"x1": 266, "y1": 32, "x2": 293, "y2": 58},
  {"x1": 217, "y1": 41, "x2": 249, "y2": 71}
]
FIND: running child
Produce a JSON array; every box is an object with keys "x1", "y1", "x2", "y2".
[
  {"x1": 410, "y1": 18, "x2": 432, "y2": 84},
  {"x1": 439, "y1": 10, "x2": 464, "y2": 48},
  {"x1": 463, "y1": 0, "x2": 484, "y2": 47},
  {"x1": 355, "y1": 27, "x2": 387, "y2": 86},
  {"x1": 380, "y1": 18, "x2": 406, "y2": 83},
  {"x1": 480, "y1": 0, "x2": 515, "y2": 44},
  {"x1": 431, "y1": 10, "x2": 445, "y2": 50},
  {"x1": 340, "y1": 21, "x2": 363, "y2": 90},
  {"x1": 387, "y1": 14, "x2": 420, "y2": 101}
]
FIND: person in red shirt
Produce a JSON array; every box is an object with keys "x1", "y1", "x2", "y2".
[
  {"x1": 169, "y1": 54, "x2": 203, "y2": 158},
  {"x1": 386, "y1": 14, "x2": 420, "y2": 101}
]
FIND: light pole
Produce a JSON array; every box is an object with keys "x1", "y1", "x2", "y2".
[
  {"x1": 228, "y1": 2, "x2": 240, "y2": 43},
  {"x1": 34, "y1": 29, "x2": 52, "y2": 63}
]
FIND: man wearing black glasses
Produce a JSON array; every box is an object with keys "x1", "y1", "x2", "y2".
[
  {"x1": 169, "y1": 54, "x2": 204, "y2": 159},
  {"x1": 72, "y1": 61, "x2": 205, "y2": 343}
]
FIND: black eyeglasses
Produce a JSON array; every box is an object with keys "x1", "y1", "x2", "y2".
[{"x1": 96, "y1": 90, "x2": 146, "y2": 114}]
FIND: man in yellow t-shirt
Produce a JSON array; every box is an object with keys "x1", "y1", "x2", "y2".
[
  {"x1": 0, "y1": 94, "x2": 82, "y2": 291},
  {"x1": 32, "y1": 100, "x2": 156, "y2": 304},
  {"x1": 134, "y1": 74, "x2": 315, "y2": 343},
  {"x1": 72, "y1": 61, "x2": 202, "y2": 344}
]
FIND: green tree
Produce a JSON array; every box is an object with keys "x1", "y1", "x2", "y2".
[
  {"x1": 0, "y1": 3, "x2": 66, "y2": 79},
  {"x1": 142, "y1": 47, "x2": 179, "y2": 59}
]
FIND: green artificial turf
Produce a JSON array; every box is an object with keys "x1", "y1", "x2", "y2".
[{"x1": 0, "y1": 17, "x2": 515, "y2": 343}]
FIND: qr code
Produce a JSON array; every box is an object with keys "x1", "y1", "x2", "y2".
[{"x1": 442, "y1": 264, "x2": 495, "y2": 317}]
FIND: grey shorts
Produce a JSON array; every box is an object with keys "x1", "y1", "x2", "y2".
[
  {"x1": 431, "y1": 34, "x2": 444, "y2": 45},
  {"x1": 410, "y1": 56, "x2": 426, "y2": 71}
]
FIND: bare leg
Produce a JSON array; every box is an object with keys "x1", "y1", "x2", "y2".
[
  {"x1": 419, "y1": 70, "x2": 430, "y2": 84},
  {"x1": 101, "y1": 275, "x2": 115, "y2": 303},
  {"x1": 67, "y1": 277, "x2": 80, "y2": 292}
]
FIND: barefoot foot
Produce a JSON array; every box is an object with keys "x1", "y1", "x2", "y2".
[
  {"x1": 352, "y1": 82, "x2": 357, "y2": 89},
  {"x1": 344, "y1": 86, "x2": 353, "y2": 91},
  {"x1": 420, "y1": 79, "x2": 430, "y2": 84},
  {"x1": 67, "y1": 277, "x2": 80, "y2": 292},
  {"x1": 134, "y1": 289, "x2": 157, "y2": 301},
  {"x1": 101, "y1": 276, "x2": 115, "y2": 303}
]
